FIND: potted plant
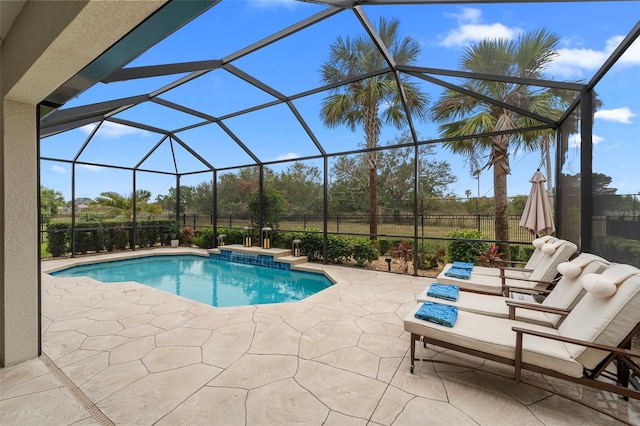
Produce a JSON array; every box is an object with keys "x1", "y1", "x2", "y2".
[{"x1": 170, "y1": 222, "x2": 180, "y2": 248}]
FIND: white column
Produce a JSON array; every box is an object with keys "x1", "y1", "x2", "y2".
[{"x1": 1, "y1": 99, "x2": 39, "y2": 365}]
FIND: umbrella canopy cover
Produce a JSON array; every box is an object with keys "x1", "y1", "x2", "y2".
[{"x1": 519, "y1": 170, "x2": 556, "y2": 236}]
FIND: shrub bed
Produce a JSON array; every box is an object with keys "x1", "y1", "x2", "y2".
[{"x1": 45, "y1": 220, "x2": 173, "y2": 257}]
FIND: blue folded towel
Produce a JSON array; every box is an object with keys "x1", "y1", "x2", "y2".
[
  {"x1": 444, "y1": 267, "x2": 471, "y2": 280},
  {"x1": 452, "y1": 261, "x2": 474, "y2": 271},
  {"x1": 415, "y1": 302, "x2": 458, "y2": 327},
  {"x1": 427, "y1": 283, "x2": 459, "y2": 301}
]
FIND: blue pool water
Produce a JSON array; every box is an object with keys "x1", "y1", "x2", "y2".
[{"x1": 51, "y1": 255, "x2": 332, "y2": 307}]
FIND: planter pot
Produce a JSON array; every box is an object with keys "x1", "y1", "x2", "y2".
[{"x1": 171, "y1": 239, "x2": 180, "y2": 248}]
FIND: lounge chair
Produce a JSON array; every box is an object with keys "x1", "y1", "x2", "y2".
[
  {"x1": 418, "y1": 253, "x2": 610, "y2": 327},
  {"x1": 440, "y1": 235, "x2": 555, "y2": 278},
  {"x1": 405, "y1": 263, "x2": 640, "y2": 423},
  {"x1": 436, "y1": 239, "x2": 578, "y2": 295}
]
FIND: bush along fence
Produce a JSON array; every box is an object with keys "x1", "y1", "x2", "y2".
[
  {"x1": 190, "y1": 227, "x2": 380, "y2": 267},
  {"x1": 44, "y1": 220, "x2": 539, "y2": 272},
  {"x1": 188, "y1": 227, "x2": 535, "y2": 269},
  {"x1": 44, "y1": 221, "x2": 175, "y2": 257}
]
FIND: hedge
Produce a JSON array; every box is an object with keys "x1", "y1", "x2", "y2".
[
  {"x1": 45, "y1": 220, "x2": 173, "y2": 257},
  {"x1": 594, "y1": 235, "x2": 640, "y2": 267},
  {"x1": 445, "y1": 229, "x2": 489, "y2": 263}
]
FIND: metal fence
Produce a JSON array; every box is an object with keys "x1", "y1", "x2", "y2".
[{"x1": 43, "y1": 212, "x2": 536, "y2": 242}]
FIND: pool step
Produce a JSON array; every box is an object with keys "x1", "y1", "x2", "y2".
[{"x1": 208, "y1": 244, "x2": 309, "y2": 267}]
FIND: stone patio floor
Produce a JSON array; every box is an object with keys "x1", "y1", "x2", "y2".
[{"x1": 1, "y1": 247, "x2": 639, "y2": 425}]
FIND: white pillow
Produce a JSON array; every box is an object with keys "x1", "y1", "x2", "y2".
[
  {"x1": 532, "y1": 235, "x2": 553, "y2": 249},
  {"x1": 542, "y1": 240, "x2": 563, "y2": 255},
  {"x1": 532, "y1": 238, "x2": 546, "y2": 249},
  {"x1": 557, "y1": 261, "x2": 582, "y2": 278},
  {"x1": 582, "y1": 273, "x2": 617, "y2": 298}
]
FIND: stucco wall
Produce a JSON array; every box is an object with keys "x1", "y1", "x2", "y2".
[{"x1": 1, "y1": 0, "x2": 165, "y2": 366}]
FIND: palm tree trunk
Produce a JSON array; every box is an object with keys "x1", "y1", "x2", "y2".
[
  {"x1": 364, "y1": 103, "x2": 380, "y2": 241},
  {"x1": 494, "y1": 160, "x2": 510, "y2": 259},
  {"x1": 492, "y1": 112, "x2": 513, "y2": 259},
  {"x1": 369, "y1": 161, "x2": 377, "y2": 240}
]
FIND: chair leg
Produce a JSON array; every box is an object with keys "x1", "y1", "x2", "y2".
[{"x1": 410, "y1": 333, "x2": 418, "y2": 374}]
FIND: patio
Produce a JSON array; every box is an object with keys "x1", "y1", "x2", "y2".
[{"x1": 1, "y1": 249, "x2": 638, "y2": 425}]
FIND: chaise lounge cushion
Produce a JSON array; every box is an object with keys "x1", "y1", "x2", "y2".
[
  {"x1": 408, "y1": 264, "x2": 640, "y2": 378},
  {"x1": 417, "y1": 253, "x2": 609, "y2": 327},
  {"x1": 404, "y1": 304, "x2": 584, "y2": 377},
  {"x1": 558, "y1": 264, "x2": 640, "y2": 370},
  {"x1": 439, "y1": 235, "x2": 556, "y2": 278},
  {"x1": 436, "y1": 239, "x2": 578, "y2": 294}
]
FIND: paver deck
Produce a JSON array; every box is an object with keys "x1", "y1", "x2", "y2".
[{"x1": 2, "y1": 247, "x2": 638, "y2": 425}]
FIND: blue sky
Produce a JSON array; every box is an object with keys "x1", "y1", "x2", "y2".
[{"x1": 41, "y1": 1, "x2": 640, "y2": 203}]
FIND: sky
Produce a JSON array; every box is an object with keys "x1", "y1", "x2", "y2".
[{"x1": 40, "y1": 0, "x2": 640, "y2": 203}]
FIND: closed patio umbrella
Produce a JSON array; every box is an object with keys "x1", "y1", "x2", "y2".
[{"x1": 519, "y1": 169, "x2": 555, "y2": 236}]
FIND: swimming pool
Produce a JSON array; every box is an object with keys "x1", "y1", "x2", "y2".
[{"x1": 51, "y1": 254, "x2": 332, "y2": 307}]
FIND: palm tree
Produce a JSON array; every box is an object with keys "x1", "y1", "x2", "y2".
[
  {"x1": 91, "y1": 190, "x2": 160, "y2": 220},
  {"x1": 431, "y1": 29, "x2": 569, "y2": 256},
  {"x1": 320, "y1": 17, "x2": 430, "y2": 239}
]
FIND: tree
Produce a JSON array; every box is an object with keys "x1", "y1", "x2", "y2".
[
  {"x1": 155, "y1": 185, "x2": 197, "y2": 214},
  {"x1": 71, "y1": 197, "x2": 93, "y2": 207},
  {"x1": 216, "y1": 167, "x2": 266, "y2": 216},
  {"x1": 40, "y1": 186, "x2": 65, "y2": 216},
  {"x1": 91, "y1": 190, "x2": 161, "y2": 220},
  {"x1": 328, "y1": 132, "x2": 457, "y2": 215},
  {"x1": 431, "y1": 29, "x2": 569, "y2": 256},
  {"x1": 273, "y1": 162, "x2": 323, "y2": 215},
  {"x1": 248, "y1": 186, "x2": 286, "y2": 227},
  {"x1": 194, "y1": 180, "x2": 215, "y2": 216},
  {"x1": 320, "y1": 17, "x2": 430, "y2": 239}
]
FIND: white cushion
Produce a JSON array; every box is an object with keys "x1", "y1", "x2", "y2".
[
  {"x1": 532, "y1": 236, "x2": 553, "y2": 249},
  {"x1": 559, "y1": 265, "x2": 640, "y2": 369},
  {"x1": 582, "y1": 273, "x2": 617, "y2": 298},
  {"x1": 541, "y1": 240, "x2": 563, "y2": 255},
  {"x1": 556, "y1": 261, "x2": 582, "y2": 278},
  {"x1": 404, "y1": 304, "x2": 584, "y2": 377}
]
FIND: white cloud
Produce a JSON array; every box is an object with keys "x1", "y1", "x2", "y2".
[
  {"x1": 80, "y1": 121, "x2": 150, "y2": 139},
  {"x1": 595, "y1": 107, "x2": 636, "y2": 124},
  {"x1": 439, "y1": 8, "x2": 522, "y2": 47},
  {"x1": 444, "y1": 8, "x2": 482, "y2": 25},
  {"x1": 548, "y1": 36, "x2": 640, "y2": 78},
  {"x1": 271, "y1": 152, "x2": 300, "y2": 162},
  {"x1": 78, "y1": 164, "x2": 104, "y2": 172},
  {"x1": 607, "y1": 36, "x2": 640, "y2": 66},
  {"x1": 50, "y1": 165, "x2": 66, "y2": 174},
  {"x1": 568, "y1": 133, "x2": 604, "y2": 148}
]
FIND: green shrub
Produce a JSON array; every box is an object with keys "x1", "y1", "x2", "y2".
[
  {"x1": 192, "y1": 227, "x2": 215, "y2": 249},
  {"x1": 216, "y1": 227, "x2": 244, "y2": 245},
  {"x1": 300, "y1": 230, "x2": 323, "y2": 260},
  {"x1": 73, "y1": 222, "x2": 105, "y2": 254},
  {"x1": 378, "y1": 239, "x2": 401, "y2": 256},
  {"x1": 351, "y1": 238, "x2": 379, "y2": 266},
  {"x1": 46, "y1": 222, "x2": 70, "y2": 257},
  {"x1": 445, "y1": 229, "x2": 489, "y2": 263},
  {"x1": 520, "y1": 245, "x2": 535, "y2": 262},
  {"x1": 44, "y1": 220, "x2": 172, "y2": 257},
  {"x1": 595, "y1": 235, "x2": 640, "y2": 267},
  {"x1": 326, "y1": 234, "x2": 352, "y2": 263},
  {"x1": 509, "y1": 244, "x2": 521, "y2": 262},
  {"x1": 104, "y1": 224, "x2": 128, "y2": 251},
  {"x1": 419, "y1": 247, "x2": 445, "y2": 269},
  {"x1": 272, "y1": 231, "x2": 299, "y2": 251}
]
